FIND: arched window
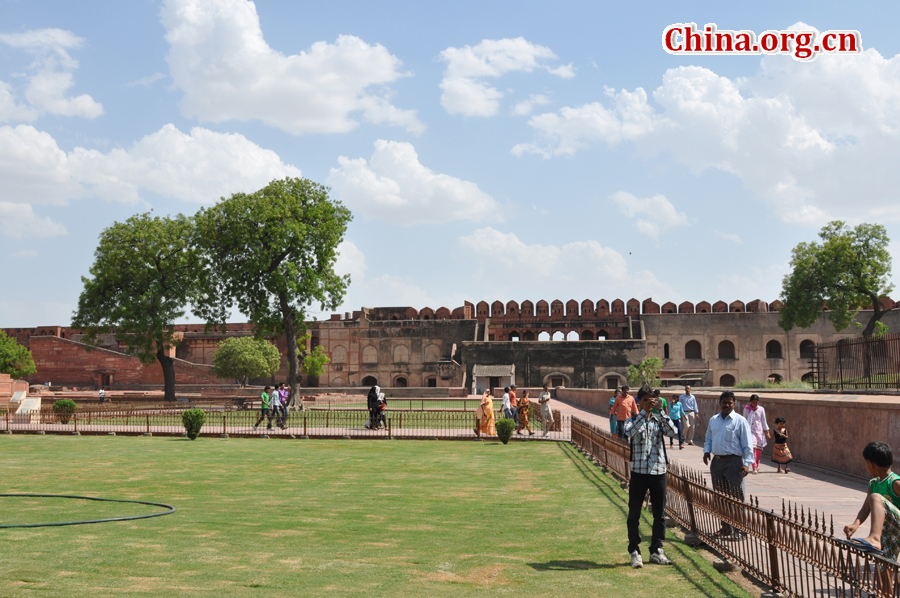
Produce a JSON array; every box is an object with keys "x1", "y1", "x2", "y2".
[
  {"x1": 362, "y1": 346, "x2": 378, "y2": 364},
  {"x1": 538, "y1": 331, "x2": 551, "y2": 341},
  {"x1": 361, "y1": 376, "x2": 378, "y2": 387},
  {"x1": 719, "y1": 374, "x2": 736, "y2": 387},
  {"x1": 718, "y1": 340, "x2": 736, "y2": 359},
  {"x1": 566, "y1": 331, "x2": 579, "y2": 341},
  {"x1": 427, "y1": 377, "x2": 437, "y2": 388},
  {"x1": 508, "y1": 331, "x2": 520, "y2": 342},
  {"x1": 596, "y1": 330, "x2": 609, "y2": 340},
  {"x1": 393, "y1": 345, "x2": 409, "y2": 363},
  {"x1": 551, "y1": 331, "x2": 564, "y2": 341},
  {"x1": 799, "y1": 340, "x2": 816, "y2": 359},
  {"x1": 768, "y1": 373, "x2": 783, "y2": 384},
  {"x1": 394, "y1": 376, "x2": 408, "y2": 387},
  {"x1": 424, "y1": 344, "x2": 441, "y2": 362},
  {"x1": 663, "y1": 343, "x2": 669, "y2": 359},
  {"x1": 801, "y1": 372, "x2": 815, "y2": 383},
  {"x1": 332, "y1": 345, "x2": 348, "y2": 364},
  {"x1": 766, "y1": 340, "x2": 783, "y2": 359},
  {"x1": 685, "y1": 340, "x2": 702, "y2": 359},
  {"x1": 581, "y1": 330, "x2": 594, "y2": 340},
  {"x1": 522, "y1": 331, "x2": 535, "y2": 341}
]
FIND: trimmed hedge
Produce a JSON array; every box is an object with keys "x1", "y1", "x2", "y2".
[
  {"x1": 53, "y1": 399, "x2": 77, "y2": 424},
  {"x1": 182, "y1": 409, "x2": 207, "y2": 440},
  {"x1": 495, "y1": 418, "x2": 515, "y2": 445}
]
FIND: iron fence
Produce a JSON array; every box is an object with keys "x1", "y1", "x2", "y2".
[
  {"x1": 814, "y1": 333, "x2": 900, "y2": 390},
  {"x1": 572, "y1": 416, "x2": 900, "y2": 597},
  {"x1": 1, "y1": 406, "x2": 570, "y2": 441}
]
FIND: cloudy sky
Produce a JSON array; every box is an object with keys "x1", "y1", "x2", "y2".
[{"x1": 2, "y1": 0, "x2": 899, "y2": 327}]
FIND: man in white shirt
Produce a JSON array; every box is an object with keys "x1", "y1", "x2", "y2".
[
  {"x1": 501, "y1": 387, "x2": 513, "y2": 420},
  {"x1": 679, "y1": 385, "x2": 698, "y2": 445},
  {"x1": 538, "y1": 384, "x2": 553, "y2": 436}
]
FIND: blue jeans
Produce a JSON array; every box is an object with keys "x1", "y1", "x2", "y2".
[
  {"x1": 670, "y1": 419, "x2": 682, "y2": 446},
  {"x1": 504, "y1": 407, "x2": 515, "y2": 420}
]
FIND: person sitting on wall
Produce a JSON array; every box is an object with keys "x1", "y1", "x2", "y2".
[{"x1": 842, "y1": 441, "x2": 900, "y2": 560}]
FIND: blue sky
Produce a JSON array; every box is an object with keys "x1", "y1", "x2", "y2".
[{"x1": 2, "y1": 0, "x2": 899, "y2": 327}]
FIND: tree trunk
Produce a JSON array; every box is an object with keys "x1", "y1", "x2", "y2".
[
  {"x1": 157, "y1": 348, "x2": 176, "y2": 402},
  {"x1": 862, "y1": 300, "x2": 888, "y2": 337},
  {"x1": 280, "y1": 293, "x2": 302, "y2": 410}
]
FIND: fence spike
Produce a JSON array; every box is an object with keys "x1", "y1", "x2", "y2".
[
  {"x1": 830, "y1": 515, "x2": 834, "y2": 537},
  {"x1": 782, "y1": 499, "x2": 786, "y2": 517}
]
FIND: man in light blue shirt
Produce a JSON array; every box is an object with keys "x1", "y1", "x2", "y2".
[
  {"x1": 703, "y1": 390, "x2": 754, "y2": 536},
  {"x1": 679, "y1": 385, "x2": 698, "y2": 445}
]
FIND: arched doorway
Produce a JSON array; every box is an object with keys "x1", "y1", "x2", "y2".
[
  {"x1": 361, "y1": 376, "x2": 377, "y2": 387},
  {"x1": 566, "y1": 331, "x2": 579, "y2": 341},
  {"x1": 394, "y1": 376, "x2": 408, "y2": 387},
  {"x1": 685, "y1": 340, "x2": 702, "y2": 359},
  {"x1": 767, "y1": 373, "x2": 783, "y2": 384},
  {"x1": 581, "y1": 330, "x2": 594, "y2": 340},
  {"x1": 522, "y1": 331, "x2": 535, "y2": 341},
  {"x1": 719, "y1": 374, "x2": 736, "y2": 387}
]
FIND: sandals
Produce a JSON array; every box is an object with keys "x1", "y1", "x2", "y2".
[{"x1": 837, "y1": 538, "x2": 883, "y2": 555}]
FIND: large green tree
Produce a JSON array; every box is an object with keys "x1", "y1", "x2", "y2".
[
  {"x1": 212, "y1": 337, "x2": 281, "y2": 385},
  {"x1": 195, "y1": 178, "x2": 351, "y2": 408},
  {"x1": 0, "y1": 331, "x2": 37, "y2": 379},
  {"x1": 72, "y1": 213, "x2": 200, "y2": 401},
  {"x1": 779, "y1": 221, "x2": 894, "y2": 337}
]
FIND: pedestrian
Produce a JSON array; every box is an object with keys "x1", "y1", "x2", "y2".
[
  {"x1": 376, "y1": 393, "x2": 387, "y2": 429},
  {"x1": 516, "y1": 391, "x2": 534, "y2": 435},
  {"x1": 841, "y1": 441, "x2": 900, "y2": 562},
  {"x1": 509, "y1": 384, "x2": 519, "y2": 427},
  {"x1": 742, "y1": 394, "x2": 770, "y2": 473},
  {"x1": 98, "y1": 388, "x2": 106, "y2": 402},
  {"x1": 609, "y1": 389, "x2": 619, "y2": 435},
  {"x1": 612, "y1": 385, "x2": 638, "y2": 439},
  {"x1": 702, "y1": 390, "x2": 754, "y2": 537},
  {"x1": 538, "y1": 384, "x2": 554, "y2": 437},
  {"x1": 680, "y1": 385, "x2": 699, "y2": 445},
  {"x1": 274, "y1": 383, "x2": 288, "y2": 428},
  {"x1": 501, "y1": 386, "x2": 514, "y2": 420},
  {"x1": 475, "y1": 389, "x2": 496, "y2": 437},
  {"x1": 365, "y1": 386, "x2": 380, "y2": 429},
  {"x1": 253, "y1": 385, "x2": 274, "y2": 431},
  {"x1": 623, "y1": 385, "x2": 678, "y2": 568},
  {"x1": 652, "y1": 389, "x2": 668, "y2": 415},
  {"x1": 668, "y1": 394, "x2": 684, "y2": 449},
  {"x1": 771, "y1": 417, "x2": 793, "y2": 473}
]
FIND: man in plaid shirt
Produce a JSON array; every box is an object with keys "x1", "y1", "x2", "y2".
[{"x1": 623, "y1": 385, "x2": 678, "y2": 568}]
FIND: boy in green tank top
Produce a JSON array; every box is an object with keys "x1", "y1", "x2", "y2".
[{"x1": 842, "y1": 441, "x2": 900, "y2": 560}]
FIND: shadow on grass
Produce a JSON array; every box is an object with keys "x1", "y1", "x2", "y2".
[
  {"x1": 527, "y1": 560, "x2": 619, "y2": 571},
  {"x1": 557, "y1": 442, "x2": 751, "y2": 598}
]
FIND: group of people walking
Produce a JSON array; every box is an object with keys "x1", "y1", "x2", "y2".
[
  {"x1": 474, "y1": 384, "x2": 555, "y2": 437},
  {"x1": 622, "y1": 386, "x2": 795, "y2": 569},
  {"x1": 253, "y1": 383, "x2": 290, "y2": 430}
]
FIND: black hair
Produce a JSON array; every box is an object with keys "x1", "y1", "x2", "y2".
[
  {"x1": 863, "y1": 442, "x2": 894, "y2": 468},
  {"x1": 622, "y1": 385, "x2": 630, "y2": 392},
  {"x1": 264, "y1": 386, "x2": 271, "y2": 390},
  {"x1": 636, "y1": 385, "x2": 653, "y2": 400},
  {"x1": 672, "y1": 394, "x2": 679, "y2": 401},
  {"x1": 719, "y1": 390, "x2": 735, "y2": 402},
  {"x1": 504, "y1": 386, "x2": 510, "y2": 393},
  {"x1": 750, "y1": 394, "x2": 760, "y2": 402},
  {"x1": 774, "y1": 417, "x2": 786, "y2": 424}
]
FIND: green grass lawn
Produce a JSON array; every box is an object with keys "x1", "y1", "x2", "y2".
[{"x1": 0, "y1": 436, "x2": 751, "y2": 597}]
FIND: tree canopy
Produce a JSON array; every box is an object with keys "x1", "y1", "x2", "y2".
[
  {"x1": 0, "y1": 331, "x2": 37, "y2": 379},
  {"x1": 212, "y1": 337, "x2": 281, "y2": 384},
  {"x1": 779, "y1": 221, "x2": 894, "y2": 337},
  {"x1": 627, "y1": 357, "x2": 663, "y2": 388},
  {"x1": 195, "y1": 178, "x2": 352, "y2": 407},
  {"x1": 72, "y1": 212, "x2": 201, "y2": 400}
]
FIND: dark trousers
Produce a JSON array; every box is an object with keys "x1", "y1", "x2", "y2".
[
  {"x1": 617, "y1": 420, "x2": 627, "y2": 438},
  {"x1": 670, "y1": 419, "x2": 683, "y2": 446},
  {"x1": 627, "y1": 472, "x2": 667, "y2": 555},
  {"x1": 254, "y1": 408, "x2": 273, "y2": 429},
  {"x1": 710, "y1": 455, "x2": 745, "y2": 534}
]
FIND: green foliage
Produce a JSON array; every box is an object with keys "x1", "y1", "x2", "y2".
[
  {"x1": 627, "y1": 357, "x2": 663, "y2": 387},
  {"x1": 181, "y1": 409, "x2": 207, "y2": 440},
  {"x1": 495, "y1": 418, "x2": 516, "y2": 444},
  {"x1": 212, "y1": 337, "x2": 280, "y2": 382},
  {"x1": 301, "y1": 345, "x2": 330, "y2": 378},
  {"x1": 780, "y1": 221, "x2": 894, "y2": 337},
  {"x1": 733, "y1": 380, "x2": 813, "y2": 390},
  {"x1": 195, "y1": 178, "x2": 352, "y2": 402},
  {"x1": 71, "y1": 212, "x2": 201, "y2": 401},
  {"x1": 53, "y1": 399, "x2": 77, "y2": 424},
  {"x1": 0, "y1": 330, "x2": 37, "y2": 379}
]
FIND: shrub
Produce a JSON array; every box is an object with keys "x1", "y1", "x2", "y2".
[
  {"x1": 53, "y1": 399, "x2": 77, "y2": 424},
  {"x1": 733, "y1": 380, "x2": 813, "y2": 390},
  {"x1": 495, "y1": 418, "x2": 516, "y2": 445},
  {"x1": 182, "y1": 409, "x2": 207, "y2": 440}
]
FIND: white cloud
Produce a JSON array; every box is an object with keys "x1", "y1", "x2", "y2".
[
  {"x1": 12, "y1": 250, "x2": 37, "y2": 258},
  {"x1": 514, "y1": 28, "x2": 900, "y2": 223},
  {"x1": 439, "y1": 37, "x2": 574, "y2": 117},
  {"x1": 0, "y1": 28, "x2": 103, "y2": 122},
  {"x1": 126, "y1": 72, "x2": 166, "y2": 88},
  {"x1": 714, "y1": 230, "x2": 744, "y2": 244},
  {"x1": 0, "y1": 123, "x2": 301, "y2": 208},
  {"x1": 334, "y1": 240, "x2": 366, "y2": 281},
  {"x1": 0, "y1": 202, "x2": 66, "y2": 239},
  {"x1": 160, "y1": 0, "x2": 423, "y2": 135},
  {"x1": 512, "y1": 93, "x2": 551, "y2": 116},
  {"x1": 327, "y1": 140, "x2": 502, "y2": 226},
  {"x1": 610, "y1": 191, "x2": 689, "y2": 240}
]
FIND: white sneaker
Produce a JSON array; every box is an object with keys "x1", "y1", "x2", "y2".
[
  {"x1": 649, "y1": 549, "x2": 672, "y2": 565},
  {"x1": 630, "y1": 551, "x2": 643, "y2": 568}
]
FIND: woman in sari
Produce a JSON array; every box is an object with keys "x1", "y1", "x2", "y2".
[
  {"x1": 475, "y1": 390, "x2": 495, "y2": 437},
  {"x1": 516, "y1": 391, "x2": 534, "y2": 435}
]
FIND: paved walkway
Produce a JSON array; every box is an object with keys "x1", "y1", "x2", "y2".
[{"x1": 547, "y1": 397, "x2": 868, "y2": 528}]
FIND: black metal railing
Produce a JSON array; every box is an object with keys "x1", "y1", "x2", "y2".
[{"x1": 813, "y1": 333, "x2": 900, "y2": 390}]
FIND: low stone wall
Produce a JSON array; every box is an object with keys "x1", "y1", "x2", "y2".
[{"x1": 557, "y1": 387, "x2": 898, "y2": 478}]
